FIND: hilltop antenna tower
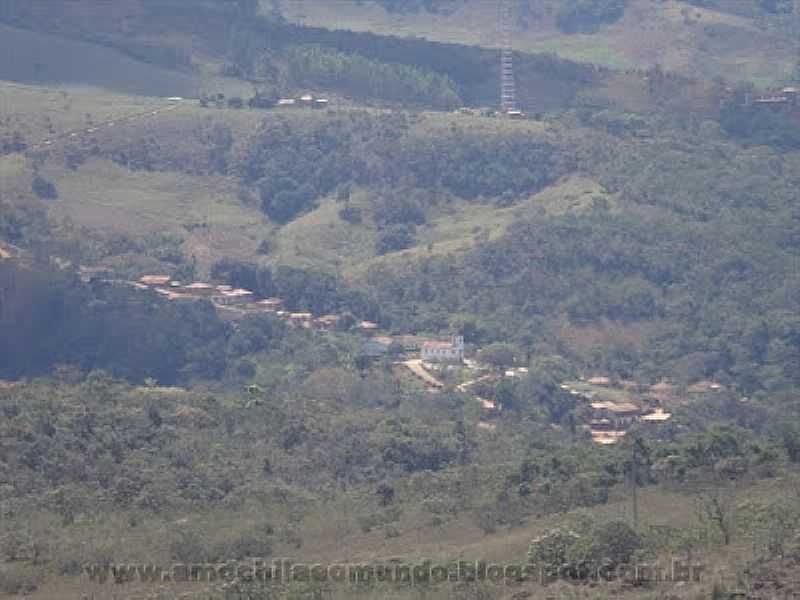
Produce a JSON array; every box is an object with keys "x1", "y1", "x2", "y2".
[
  {"x1": 499, "y1": 0, "x2": 517, "y2": 113},
  {"x1": 795, "y1": 0, "x2": 800, "y2": 80}
]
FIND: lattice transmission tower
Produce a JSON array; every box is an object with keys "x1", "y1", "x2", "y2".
[
  {"x1": 795, "y1": 0, "x2": 800, "y2": 80},
  {"x1": 499, "y1": 0, "x2": 517, "y2": 113}
]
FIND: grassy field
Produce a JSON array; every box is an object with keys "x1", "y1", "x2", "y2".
[{"x1": 41, "y1": 158, "x2": 270, "y2": 273}]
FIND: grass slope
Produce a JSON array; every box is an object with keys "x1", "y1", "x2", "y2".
[{"x1": 0, "y1": 23, "x2": 251, "y2": 97}]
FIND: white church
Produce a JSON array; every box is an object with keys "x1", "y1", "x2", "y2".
[{"x1": 421, "y1": 336, "x2": 464, "y2": 364}]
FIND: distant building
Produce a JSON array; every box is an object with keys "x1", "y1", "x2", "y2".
[
  {"x1": 315, "y1": 314, "x2": 340, "y2": 330},
  {"x1": 277, "y1": 99, "x2": 297, "y2": 107},
  {"x1": 357, "y1": 320, "x2": 379, "y2": 335},
  {"x1": 591, "y1": 430, "x2": 626, "y2": 445},
  {"x1": 183, "y1": 282, "x2": 216, "y2": 296},
  {"x1": 590, "y1": 401, "x2": 641, "y2": 427},
  {"x1": 421, "y1": 336, "x2": 464, "y2": 364},
  {"x1": 640, "y1": 409, "x2": 672, "y2": 423},
  {"x1": 258, "y1": 298, "x2": 284, "y2": 311},
  {"x1": 394, "y1": 335, "x2": 428, "y2": 351},
  {"x1": 754, "y1": 96, "x2": 790, "y2": 111},
  {"x1": 140, "y1": 275, "x2": 171, "y2": 287},
  {"x1": 213, "y1": 289, "x2": 254, "y2": 306},
  {"x1": 587, "y1": 376, "x2": 611, "y2": 386},
  {"x1": 687, "y1": 381, "x2": 722, "y2": 394},
  {"x1": 288, "y1": 312, "x2": 314, "y2": 327}
]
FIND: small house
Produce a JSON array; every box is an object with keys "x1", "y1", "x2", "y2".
[
  {"x1": 357, "y1": 320, "x2": 379, "y2": 335},
  {"x1": 315, "y1": 314, "x2": 341, "y2": 330},
  {"x1": 183, "y1": 282, "x2": 216, "y2": 296},
  {"x1": 687, "y1": 381, "x2": 722, "y2": 394},
  {"x1": 258, "y1": 298, "x2": 284, "y2": 311},
  {"x1": 140, "y1": 275, "x2": 171, "y2": 287},
  {"x1": 288, "y1": 312, "x2": 314, "y2": 327},
  {"x1": 213, "y1": 289, "x2": 254, "y2": 306},
  {"x1": 640, "y1": 409, "x2": 672, "y2": 424}
]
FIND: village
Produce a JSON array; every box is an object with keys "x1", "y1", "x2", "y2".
[
  {"x1": 0, "y1": 243, "x2": 724, "y2": 445},
  {"x1": 114, "y1": 270, "x2": 728, "y2": 444}
]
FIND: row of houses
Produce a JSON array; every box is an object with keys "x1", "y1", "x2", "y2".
[
  {"x1": 560, "y1": 377, "x2": 683, "y2": 445},
  {"x1": 276, "y1": 94, "x2": 330, "y2": 110},
  {"x1": 751, "y1": 86, "x2": 800, "y2": 110},
  {"x1": 588, "y1": 400, "x2": 673, "y2": 445},
  {"x1": 137, "y1": 275, "x2": 379, "y2": 334},
  {"x1": 569, "y1": 374, "x2": 723, "y2": 445}
]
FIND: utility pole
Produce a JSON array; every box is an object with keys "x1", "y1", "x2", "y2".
[
  {"x1": 631, "y1": 438, "x2": 639, "y2": 529},
  {"x1": 631, "y1": 439, "x2": 639, "y2": 529}
]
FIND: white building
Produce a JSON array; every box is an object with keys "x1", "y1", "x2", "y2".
[
  {"x1": 421, "y1": 336, "x2": 464, "y2": 364},
  {"x1": 212, "y1": 289, "x2": 254, "y2": 306}
]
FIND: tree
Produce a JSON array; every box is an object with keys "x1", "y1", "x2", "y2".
[
  {"x1": 477, "y1": 343, "x2": 517, "y2": 370},
  {"x1": 579, "y1": 520, "x2": 642, "y2": 567},
  {"x1": 696, "y1": 486, "x2": 736, "y2": 546},
  {"x1": 376, "y1": 225, "x2": 415, "y2": 255},
  {"x1": 527, "y1": 528, "x2": 582, "y2": 569},
  {"x1": 31, "y1": 176, "x2": 57, "y2": 200}
]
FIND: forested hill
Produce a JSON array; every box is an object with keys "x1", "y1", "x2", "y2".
[{"x1": 278, "y1": 0, "x2": 800, "y2": 86}]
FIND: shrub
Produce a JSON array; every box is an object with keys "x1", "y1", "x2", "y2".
[
  {"x1": 556, "y1": 0, "x2": 628, "y2": 34},
  {"x1": 376, "y1": 224, "x2": 415, "y2": 255},
  {"x1": 338, "y1": 205, "x2": 362, "y2": 224},
  {"x1": 31, "y1": 175, "x2": 58, "y2": 200}
]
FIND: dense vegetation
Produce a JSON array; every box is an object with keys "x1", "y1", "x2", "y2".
[
  {"x1": 236, "y1": 111, "x2": 563, "y2": 223},
  {"x1": 555, "y1": 0, "x2": 629, "y2": 34},
  {"x1": 0, "y1": 259, "x2": 380, "y2": 383}
]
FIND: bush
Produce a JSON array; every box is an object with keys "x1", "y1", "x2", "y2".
[
  {"x1": 338, "y1": 205, "x2": 362, "y2": 224},
  {"x1": 0, "y1": 568, "x2": 41, "y2": 595},
  {"x1": 31, "y1": 175, "x2": 58, "y2": 200},
  {"x1": 556, "y1": 0, "x2": 628, "y2": 34},
  {"x1": 169, "y1": 530, "x2": 207, "y2": 563},
  {"x1": 376, "y1": 224, "x2": 415, "y2": 255}
]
